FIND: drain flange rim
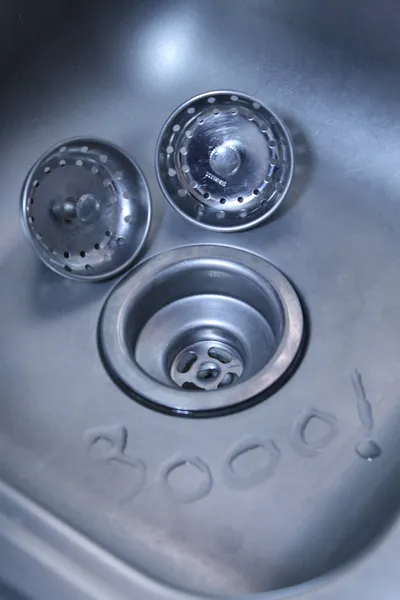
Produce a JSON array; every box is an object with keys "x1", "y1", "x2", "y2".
[{"x1": 98, "y1": 244, "x2": 304, "y2": 416}]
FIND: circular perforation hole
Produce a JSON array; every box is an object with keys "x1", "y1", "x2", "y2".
[
  {"x1": 238, "y1": 196, "x2": 244, "y2": 203},
  {"x1": 44, "y1": 166, "x2": 51, "y2": 174},
  {"x1": 85, "y1": 264, "x2": 94, "y2": 273},
  {"x1": 216, "y1": 211, "x2": 225, "y2": 219},
  {"x1": 173, "y1": 124, "x2": 181, "y2": 132},
  {"x1": 178, "y1": 189, "x2": 187, "y2": 197},
  {"x1": 166, "y1": 146, "x2": 174, "y2": 154},
  {"x1": 81, "y1": 146, "x2": 89, "y2": 153},
  {"x1": 230, "y1": 107, "x2": 238, "y2": 115},
  {"x1": 168, "y1": 168, "x2": 176, "y2": 177},
  {"x1": 76, "y1": 159, "x2": 83, "y2": 167},
  {"x1": 64, "y1": 251, "x2": 70, "y2": 259},
  {"x1": 182, "y1": 165, "x2": 190, "y2": 174},
  {"x1": 213, "y1": 109, "x2": 219, "y2": 116},
  {"x1": 220, "y1": 198, "x2": 226, "y2": 204},
  {"x1": 59, "y1": 159, "x2": 66, "y2": 167},
  {"x1": 33, "y1": 180, "x2": 40, "y2": 188},
  {"x1": 253, "y1": 188, "x2": 260, "y2": 196},
  {"x1": 64, "y1": 265, "x2": 72, "y2": 273},
  {"x1": 207, "y1": 97, "x2": 216, "y2": 104},
  {"x1": 180, "y1": 147, "x2": 188, "y2": 156},
  {"x1": 59, "y1": 146, "x2": 67, "y2": 153},
  {"x1": 91, "y1": 166, "x2": 99, "y2": 174},
  {"x1": 239, "y1": 210, "x2": 248, "y2": 219},
  {"x1": 124, "y1": 215, "x2": 133, "y2": 224},
  {"x1": 115, "y1": 170, "x2": 123, "y2": 180},
  {"x1": 80, "y1": 251, "x2": 86, "y2": 258},
  {"x1": 230, "y1": 95, "x2": 239, "y2": 102},
  {"x1": 94, "y1": 243, "x2": 100, "y2": 250},
  {"x1": 100, "y1": 154, "x2": 108, "y2": 163},
  {"x1": 187, "y1": 107, "x2": 195, "y2": 115},
  {"x1": 253, "y1": 101, "x2": 261, "y2": 109},
  {"x1": 203, "y1": 192, "x2": 210, "y2": 200}
]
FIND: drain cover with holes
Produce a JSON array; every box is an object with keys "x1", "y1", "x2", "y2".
[
  {"x1": 156, "y1": 91, "x2": 294, "y2": 232},
  {"x1": 20, "y1": 137, "x2": 151, "y2": 281}
]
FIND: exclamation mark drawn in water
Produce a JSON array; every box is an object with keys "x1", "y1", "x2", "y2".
[{"x1": 351, "y1": 369, "x2": 382, "y2": 461}]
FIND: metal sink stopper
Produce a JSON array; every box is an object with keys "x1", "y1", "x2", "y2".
[
  {"x1": 99, "y1": 245, "x2": 304, "y2": 417},
  {"x1": 21, "y1": 138, "x2": 151, "y2": 281},
  {"x1": 156, "y1": 91, "x2": 294, "y2": 232}
]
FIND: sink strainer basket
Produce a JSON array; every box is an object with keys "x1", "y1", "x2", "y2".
[
  {"x1": 156, "y1": 91, "x2": 294, "y2": 232},
  {"x1": 21, "y1": 137, "x2": 151, "y2": 281}
]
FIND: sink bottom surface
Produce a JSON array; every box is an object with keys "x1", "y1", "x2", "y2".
[{"x1": 1, "y1": 1, "x2": 400, "y2": 598}]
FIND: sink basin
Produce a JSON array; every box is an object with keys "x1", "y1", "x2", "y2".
[{"x1": 1, "y1": 1, "x2": 400, "y2": 598}]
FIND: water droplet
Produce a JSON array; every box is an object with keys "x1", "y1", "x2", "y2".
[{"x1": 356, "y1": 438, "x2": 382, "y2": 461}]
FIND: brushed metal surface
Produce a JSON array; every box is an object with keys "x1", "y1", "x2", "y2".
[{"x1": 1, "y1": 1, "x2": 400, "y2": 599}]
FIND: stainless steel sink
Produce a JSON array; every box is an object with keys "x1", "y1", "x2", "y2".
[{"x1": 1, "y1": 1, "x2": 400, "y2": 599}]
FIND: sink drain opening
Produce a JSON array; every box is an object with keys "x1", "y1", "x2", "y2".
[{"x1": 99, "y1": 245, "x2": 304, "y2": 416}]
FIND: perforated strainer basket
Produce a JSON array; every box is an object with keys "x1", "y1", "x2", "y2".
[
  {"x1": 21, "y1": 137, "x2": 151, "y2": 281},
  {"x1": 156, "y1": 91, "x2": 294, "y2": 232}
]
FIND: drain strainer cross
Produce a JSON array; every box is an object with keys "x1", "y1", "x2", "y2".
[{"x1": 171, "y1": 341, "x2": 244, "y2": 391}]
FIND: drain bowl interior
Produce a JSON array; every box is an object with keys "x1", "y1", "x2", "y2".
[{"x1": 99, "y1": 246, "x2": 304, "y2": 416}]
